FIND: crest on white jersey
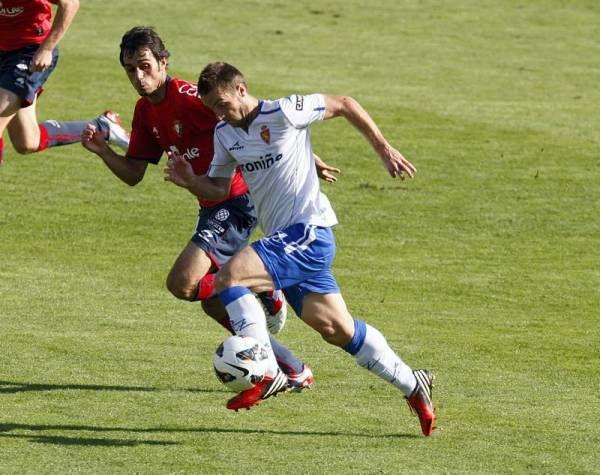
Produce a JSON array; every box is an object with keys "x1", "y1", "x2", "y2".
[{"x1": 260, "y1": 125, "x2": 271, "y2": 144}]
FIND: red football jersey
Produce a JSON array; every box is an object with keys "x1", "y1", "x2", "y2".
[
  {"x1": 0, "y1": 0, "x2": 54, "y2": 51},
  {"x1": 127, "y1": 77, "x2": 248, "y2": 208}
]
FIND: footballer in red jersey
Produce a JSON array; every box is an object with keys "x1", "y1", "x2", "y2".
[
  {"x1": 81, "y1": 27, "x2": 339, "y2": 389},
  {"x1": 127, "y1": 77, "x2": 248, "y2": 209},
  {"x1": 0, "y1": 0, "x2": 127, "y2": 165}
]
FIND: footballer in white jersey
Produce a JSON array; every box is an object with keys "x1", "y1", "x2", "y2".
[
  {"x1": 165, "y1": 63, "x2": 434, "y2": 436},
  {"x1": 208, "y1": 94, "x2": 338, "y2": 236}
]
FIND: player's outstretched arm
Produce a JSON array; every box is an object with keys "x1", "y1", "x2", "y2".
[
  {"x1": 32, "y1": 0, "x2": 80, "y2": 72},
  {"x1": 81, "y1": 124, "x2": 147, "y2": 186},
  {"x1": 164, "y1": 153, "x2": 231, "y2": 202},
  {"x1": 322, "y1": 95, "x2": 416, "y2": 179}
]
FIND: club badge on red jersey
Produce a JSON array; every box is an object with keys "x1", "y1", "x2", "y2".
[{"x1": 260, "y1": 125, "x2": 271, "y2": 144}]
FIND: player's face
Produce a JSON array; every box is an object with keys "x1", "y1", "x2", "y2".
[
  {"x1": 200, "y1": 84, "x2": 248, "y2": 127},
  {"x1": 122, "y1": 48, "x2": 167, "y2": 100}
]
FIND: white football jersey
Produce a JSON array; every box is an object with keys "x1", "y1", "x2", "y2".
[{"x1": 208, "y1": 94, "x2": 338, "y2": 235}]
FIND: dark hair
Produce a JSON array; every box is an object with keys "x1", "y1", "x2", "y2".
[
  {"x1": 119, "y1": 26, "x2": 170, "y2": 66},
  {"x1": 197, "y1": 62, "x2": 245, "y2": 96}
]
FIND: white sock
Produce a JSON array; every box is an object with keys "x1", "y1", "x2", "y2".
[
  {"x1": 222, "y1": 289, "x2": 278, "y2": 376},
  {"x1": 354, "y1": 323, "x2": 417, "y2": 396}
]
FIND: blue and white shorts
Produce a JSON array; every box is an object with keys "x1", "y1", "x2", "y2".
[{"x1": 251, "y1": 223, "x2": 340, "y2": 316}]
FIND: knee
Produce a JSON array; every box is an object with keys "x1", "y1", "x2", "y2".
[
  {"x1": 213, "y1": 268, "x2": 234, "y2": 293},
  {"x1": 12, "y1": 141, "x2": 38, "y2": 155},
  {"x1": 317, "y1": 321, "x2": 353, "y2": 348},
  {"x1": 166, "y1": 273, "x2": 197, "y2": 301}
]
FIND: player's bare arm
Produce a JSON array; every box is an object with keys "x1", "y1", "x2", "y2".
[
  {"x1": 81, "y1": 124, "x2": 147, "y2": 186},
  {"x1": 31, "y1": 0, "x2": 80, "y2": 72},
  {"x1": 164, "y1": 153, "x2": 231, "y2": 201},
  {"x1": 322, "y1": 95, "x2": 416, "y2": 179}
]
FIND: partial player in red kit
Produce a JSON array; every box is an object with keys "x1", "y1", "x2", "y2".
[
  {"x1": 0, "y1": 0, "x2": 128, "y2": 165},
  {"x1": 82, "y1": 26, "x2": 339, "y2": 389}
]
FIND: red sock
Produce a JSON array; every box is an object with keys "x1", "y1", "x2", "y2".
[
  {"x1": 37, "y1": 125, "x2": 49, "y2": 151},
  {"x1": 196, "y1": 273, "x2": 216, "y2": 300},
  {"x1": 0, "y1": 137, "x2": 4, "y2": 163}
]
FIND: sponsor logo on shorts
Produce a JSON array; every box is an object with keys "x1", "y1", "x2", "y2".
[
  {"x1": 214, "y1": 209, "x2": 230, "y2": 221},
  {"x1": 295, "y1": 95, "x2": 304, "y2": 111}
]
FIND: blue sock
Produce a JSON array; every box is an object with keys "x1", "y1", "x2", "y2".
[{"x1": 343, "y1": 319, "x2": 367, "y2": 355}]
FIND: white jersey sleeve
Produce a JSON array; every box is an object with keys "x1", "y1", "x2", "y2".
[
  {"x1": 207, "y1": 126, "x2": 237, "y2": 178},
  {"x1": 279, "y1": 94, "x2": 326, "y2": 128}
]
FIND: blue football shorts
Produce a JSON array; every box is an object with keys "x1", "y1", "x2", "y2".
[
  {"x1": 0, "y1": 44, "x2": 59, "y2": 107},
  {"x1": 251, "y1": 223, "x2": 341, "y2": 317},
  {"x1": 191, "y1": 192, "x2": 258, "y2": 268}
]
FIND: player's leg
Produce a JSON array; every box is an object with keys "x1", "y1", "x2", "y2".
[
  {"x1": 8, "y1": 100, "x2": 129, "y2": 154},
  {"x1": 215, "y1": 246, "x2": 291, "y2": 409},
  {"x1": 190, "y1": 195, "x2": 287, "y2": 333},
  {"x1": 0, "y1": 44, "x2": 54, "y2": 154},
  {"x1": 0, "y1": 59, "x2": 25, "y2": 163},
  {"x1": 6, "y1": 98, "x2": 42, "y2": 153},
  {"x1": 299, "y1": 290, "x2": 435, "y2": 436},
  {"x1": 2, "y1": 46, "x2": 128, "y2": 155},
  {"x1": 0, "y1": 93, "x2": 18, "y2": 164},
  {"x1": 246, "y1": 223, "x2": 434, "y2": 432},
  {"x1": 215, "y1": 245, "x2": 281, "y2": 370},
  {"x1": 215, "y1": 222, "x2": 336, "y2": 377},
  {"x1": 169, "y1": 201, "x2": 305, "y2": 384},
  {"x1": 166, "y1": 240, "x2": 235, "y2": 332},
  {"x1": 201, "y1": 291, "x2": 309, "y2": 386}
]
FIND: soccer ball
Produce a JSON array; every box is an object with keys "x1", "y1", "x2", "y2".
[{"x1": 213, "y1": 335, "x2": 268, "y2": 392}]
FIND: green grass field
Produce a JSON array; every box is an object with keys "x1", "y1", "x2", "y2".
[{"x1": 1, "y1": 0, "x2": 599, "y2": 472}]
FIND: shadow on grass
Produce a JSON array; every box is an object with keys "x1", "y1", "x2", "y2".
[
  {"x1": 0, "y1": 380, "x2": 222, "y2": 394},
  {"x1": 0, "y1": 432, "x2": 178, "y2": 447},
  {"x1": 0, "y1": 422, "x2": 418, "y2": 440}
]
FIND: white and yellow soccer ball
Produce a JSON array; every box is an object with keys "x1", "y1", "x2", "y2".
[{"x1": 213, "y1": 335, "x2": 268, "y2": 392}]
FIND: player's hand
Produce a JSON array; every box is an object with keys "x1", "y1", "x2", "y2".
[
  {"x1": 81, "y1": 124, "x2": 109, "y2": 155},
  {"x1": 381, "y1": 145, "x2": 416, "y2": 179},
  {"x1": 164, "y1": 152, "x2": 195, "y2": 189},
  {"x1": 30, "y1": 47, "x2": 53, "y2": 72},
  {"x1": 315, "y1": 157, "x2": 341, "y2": 184}
]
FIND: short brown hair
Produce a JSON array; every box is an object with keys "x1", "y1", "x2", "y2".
[
  {"x1": 119, "y1": 26, "x2": 170, "y2": 67},
  {"x1": 197, "y1": 62, "x2": 245, "y2": 96}
]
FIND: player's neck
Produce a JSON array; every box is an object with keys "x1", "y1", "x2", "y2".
[
  {"x1": 146, "y1": 75, "x2": 169, "y2": 104},
  {"x1": 239, "y1": 96, "x2": 260, "y2": 132}
]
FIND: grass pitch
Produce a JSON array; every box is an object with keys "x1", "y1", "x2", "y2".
[{"x1": 1, "y1": 0, "x2": 599, "y2": 473}]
